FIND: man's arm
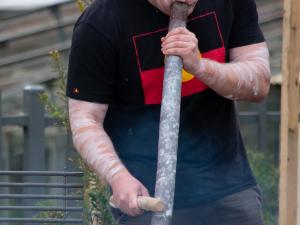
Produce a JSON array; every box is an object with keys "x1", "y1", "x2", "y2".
[
  {"x1": 161, "y1": 28, "x2": 271, "y2": 101},
  {"x1": 68, "y1": 99, "x2": 149, "y2": 216},
  {"x1": 196, "y1": 42, "x2": 271, "y2": 101}
]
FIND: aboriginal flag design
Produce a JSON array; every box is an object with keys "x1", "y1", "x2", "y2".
[{"x1": 132, "y1": 12, "x2": 225, "y2": 105}]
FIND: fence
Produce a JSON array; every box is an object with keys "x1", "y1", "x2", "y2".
[
  {"x1": 0, "y1": 0, "x2": 77, "y2": 67},
  {"x1": 0, "y1": 171, "x2": 84, "y2": 224},
  {"x1": 0, "y1": 0, "x2": 283, "y2": 154},
  {"x1": 238, "y1": 85, "x2": 281, "y2": 162},
  {"x1": 0, "y1": 85, "x2": 84, "y2": 224},
  {"x1": 0, "y1": 1, "x2": 282, "y2": 223},
  {"x1": 0, "y1": 85, "x2": 281, "y2": 166},
  {"x1": 0, "y1": 84, "x2": 280, "y2": 224},
  {"x1": 0, "y1": 85, "x2": 59, "y2": 171}
]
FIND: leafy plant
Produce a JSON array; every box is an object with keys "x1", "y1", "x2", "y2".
[
  {"x1": 81, "y1": 165, "x2": 116, "y2": 225},
  {"x1": 39, "y1": 23, "x2": 116, "y2": 225},
  {"x1": 34, "y1": 200, "x2": 64, "y2": 225},
  {"x1": 39, "y1": 50, "x2": 68, "y2": 127},
  {"x1": 77, "y1": 0, "x2": 93, "y2": 12},
  {"x1": 247, "y1": 148, "x2": 278, "y2": 225}
]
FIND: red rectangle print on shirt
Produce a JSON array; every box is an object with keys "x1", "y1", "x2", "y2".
[{"x1": 133, "y1": 12, "x2": 225, "y2": 105}]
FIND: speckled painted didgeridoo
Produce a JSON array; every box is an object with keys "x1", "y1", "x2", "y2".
[{"x1": 151, "y1": 3, "x2": 189, "y2": 225}]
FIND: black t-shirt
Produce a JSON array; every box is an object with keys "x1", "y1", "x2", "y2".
[{"x1": 67, "y1": 0, "x2": 265, "y2": 208}]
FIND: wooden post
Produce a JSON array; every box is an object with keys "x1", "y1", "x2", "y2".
[{"x1": 279, "y1": 0, "x2": 300, "y2": 224}]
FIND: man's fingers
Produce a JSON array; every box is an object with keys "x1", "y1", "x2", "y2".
[
  {"x1": 110, "y1": 176, "x2": 149, "y2": 216},
  {"x1": 163, "y1": 41, "x2": 188, "y2": 49},
  {"x1": 162, "y1": 41, "x2": 195, "y2": 51},
  {"x1": 163, "y1": 28, "x2": 196, "y2": 45},
  {"x1": 127, "y1": 185, "x2": 149, "y2": 215},
  {"x1": 162, "y1": 42, "x2": 198, "y2": 57},
  {"x1": 161, "y1": 35, "x2": 196, "y2": 46},
  {"x1": 112, "y1": 193, "x2": 147, "y2": 216},
  {"x1": 165, "y1": 27, "x2": 192, "y2": 38},
  {"x1": 163, "y1": 47, "x2": 190, "y2": 56},
  {"x1": 117, "y1": 194, "x2": 128, "y2": 209},
  {"x1": 128, "y1": 195, "x2": 143, "y2": 216}
]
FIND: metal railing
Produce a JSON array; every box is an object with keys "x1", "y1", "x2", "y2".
[
  {"x1": 0, "y1": 85, "x2": 56, "y2": 172},
  {"x1": 0, "y1": 0, "x2": 78, "y2": 69},
  {"x1": 0, "y1": 171, "x2": 84, "y2": 224},
  {"x1": 0, "y1": 1, "x2": 282, "y2": 69},
  {"x1": 0, "y1": 85, "x2": 280, "y2": 165},
  {"x1": 0, "y1": 1, "x2": 74, "y2": 22},
  {"x1": 0, "y1": 40, "x2": 71, "y2": 68}
]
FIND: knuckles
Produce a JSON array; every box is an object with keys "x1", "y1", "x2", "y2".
[
  {"x1": 118, "y1": 196, "x2": 127, "y2": 205},
  {"x1": 128, "y1": 201, "x2": 137, "y2": 211}
]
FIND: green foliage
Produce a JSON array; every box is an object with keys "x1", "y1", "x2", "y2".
[
  {"x1": 41, "y1": 47, "x2": 115, "y2": 225},
  {"x1": 247, "y1": 148, "x2": 278, "y2": 225},
  {"x1": 77, "y1": 0, "x2": 93, "y2": 12},
  {"x1": 39, "y1": 50, "x2": 68, "y2": 127},
  {"x1": 34, "y1": 200, "x2": 64, "y2": 225},
  {"x1": 39, "y1": 1, "x2": 116, "y2": 224},
  {"x1": 80, "y1": 163, "x2": 116, "y2": 225}
]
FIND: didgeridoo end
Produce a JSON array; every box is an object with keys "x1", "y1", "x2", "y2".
[{"x1": 109, "y1": 196, "x2": 165, "y2": 212}]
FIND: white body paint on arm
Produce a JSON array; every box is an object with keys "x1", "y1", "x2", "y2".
[
  {"x1": 196, "y1": 42, "x2": 271, "y2": 101},
  {"x1": 68, "y1": 99, "x2": 126, "y2": 184}
]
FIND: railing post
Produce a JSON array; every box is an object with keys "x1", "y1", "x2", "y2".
[
  {"x1": 258, "y1": 101, "x2": 267, "y2": 151},
  {"x1": 50, "y1": 5, "x2": 66, "y2": 42},
  {"x1": 0, "y1": 90, "x2": 3, "y2": 170},
  {"x1": 0, "y1": 91, "x2": 8, "y2": 225},
  {"x1": 23, "y1": 85, "x2": 46, "y2": 216},
  {"x1": 66, "y1": 131, "x2": 79, "y2": 172},
  {"x1": 23, "y1": 85, "x2": 46, "y2": 172}
]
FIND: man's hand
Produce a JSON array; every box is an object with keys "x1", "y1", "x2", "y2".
[
  {"x1": 161, "y1": 28, "x2": 271, "y2": 102},
  {"x1": 161, "y1": 27, "x2": 201, "y2": 75},
  {"x1": 109, "y1": 170, "x2": 150, "y2": 216}
]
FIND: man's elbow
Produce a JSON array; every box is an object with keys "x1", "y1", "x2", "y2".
[{"x1": 253, "y1": 73, "x2": 271, "y2": 103}]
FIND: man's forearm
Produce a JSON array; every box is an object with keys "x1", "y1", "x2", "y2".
[
  {"x1": 69, "y1": 99, "x2": 126, "y2": 184},
  {"x1": 195, "y1": 44, "x2": 271, "y2": 102}
]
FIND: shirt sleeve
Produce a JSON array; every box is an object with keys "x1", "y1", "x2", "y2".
[
  {"x1": 229, "y1": 0, "x2": 265, "y2": 48},
  {"x1": 66, "y1": 22, "x2": 118, "y2": 104}
]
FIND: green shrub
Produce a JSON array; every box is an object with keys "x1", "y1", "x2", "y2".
[
  {"x1": 40, "y1": 49, "x2": 115, "y2": 225},
  {"x1": 34, "y1": 200, "x2": 64, "y2": 225},
  {"x1": 247, "y1": 148, "x2": 278, "y2": 225}
]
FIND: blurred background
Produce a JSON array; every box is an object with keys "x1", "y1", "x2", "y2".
[
  {"x1": 0, "y1": 0, "x2": 79, "y2": 171},
  {"x1": 0, "y1": 0, "x2": 282, "y2": 224}
]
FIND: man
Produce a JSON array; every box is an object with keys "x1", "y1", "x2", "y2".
[{"x1": 67, "y1": 0, "x2": 271, "y2": 224}]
